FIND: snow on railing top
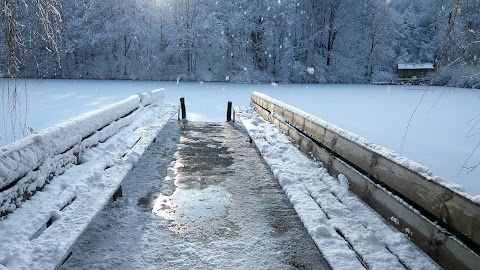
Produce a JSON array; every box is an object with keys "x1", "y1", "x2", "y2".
[{"x1": 0, "y1": 89, "x2": 164, "y2": 190}]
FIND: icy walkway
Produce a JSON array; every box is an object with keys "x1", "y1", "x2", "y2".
[{"x1": 60, "y1": 120, "x2": 329, "y2": 270}]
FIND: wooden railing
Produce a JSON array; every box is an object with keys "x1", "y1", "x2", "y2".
[
  {"x1": 250, "y1": 92, "x2": 480, "y2": 270},
  {"x1": 0, "y1": 90, "x2": 164, "y2": 219}
]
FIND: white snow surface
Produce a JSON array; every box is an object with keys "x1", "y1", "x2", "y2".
[
  {"x1": 237, "y1": 107, "x2": 440, "y2": 270},
  {"x1": 0, "y1": 90, "x2": 177, "y2": 269},
  {"x1": 1, "y1": 79, "x2": 479, "y2": 195}
]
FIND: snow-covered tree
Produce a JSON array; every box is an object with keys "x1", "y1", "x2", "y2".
[
  {"x1": 436, "y1": 0, "x2": 480, "y2": 87},
  {"x1": 1, "y1": 0, "x2": 479, "y2": 86}
]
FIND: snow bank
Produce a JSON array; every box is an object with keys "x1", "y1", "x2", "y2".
[{"x1": 0, "y1": 89, "x2": 166, "y2": 218}]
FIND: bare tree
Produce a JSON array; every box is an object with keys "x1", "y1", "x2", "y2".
[
  {"x1": 1, "y1": 0, "x2": 62, "y2": 142},
  {"x1": 437, "y1": 0, "x2": 479, "y2": 80},
  {"x1": 363, "y1": 0, "x2": 391, "y2": 80},
  {"x1": 440, "y1": 0, "x2": 480, "y2": 173},
  {"x1": 172, "y1": 0, "x2": 202, "y2": 76}
]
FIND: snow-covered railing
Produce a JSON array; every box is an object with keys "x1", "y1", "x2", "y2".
[
  {"x1": 250, "y1": 92, "x2": 480, "y2": 270},
  {"x1": 0, "y1": 90, "x2": 165, "y2": 219},
  {"x1": 0, "y1": 89, "x2": 177, "y2": 269}
]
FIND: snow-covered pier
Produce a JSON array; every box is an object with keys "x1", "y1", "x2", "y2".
[
  {"x1": 60, "y1": 120, "x2": 329, "y2": 269},
  {"x1": 1, "y1": 92, "x2": 478, "y2": 269}
]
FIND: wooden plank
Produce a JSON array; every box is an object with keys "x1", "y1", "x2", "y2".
[
  {"x1": 251, "y1": 94, "x2": 480, "y2": 251},
  {"x1": 304, "y1": 118, "x2": 326, "y2": 142},
  {"x1": 251, "y1": 101, "x2": 480, "y2": 270},
  {"x1": 306, "y1": 125, "x2": 479, "y2": 270},
  {"x1": 272, "y1": 103, "x2": 284, "y2": 117},
  {"x1": 283, "y1": 109, "x2": 295, "y2": 123},
  {"x1": 292, "y1": 113, "x2": 306, "y2": 131}
]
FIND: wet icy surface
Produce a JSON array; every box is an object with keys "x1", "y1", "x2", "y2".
[
  {"x1": 60, "y1": 120, "x2": 329, "y2": 269},
  {"x1": 153, "y1": 185, "x2": 234, "y2": 238}
]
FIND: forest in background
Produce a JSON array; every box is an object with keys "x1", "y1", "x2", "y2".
[{"x1": 1, "y1": 0, "x2": 479, "y2": 87}]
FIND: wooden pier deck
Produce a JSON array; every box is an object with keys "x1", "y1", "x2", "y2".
[{"x1": 60, "y1": 120, "x2": 329, "y2": 269}]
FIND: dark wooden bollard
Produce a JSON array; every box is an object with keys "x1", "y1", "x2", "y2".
[
  {"x1": 180, "y1": 97, "x2": 186, "y2": 120},
  {"x1": 113, "y1": 186, "x2": 123, "y2": 201},
  {"x1": 227, "y1": 101, "x2": 232, "y2": 122}
]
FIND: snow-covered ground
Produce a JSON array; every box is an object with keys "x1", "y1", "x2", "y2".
[{"x1": 1, "y1": 79, "x2": 479, "y2": 195}]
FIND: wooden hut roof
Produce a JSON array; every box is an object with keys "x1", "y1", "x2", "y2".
[{"x1": 398, "y1": 63, "x2": 434, "y2": 70}]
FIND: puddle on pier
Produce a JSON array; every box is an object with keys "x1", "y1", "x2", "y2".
[
  {"x1": 152, "y1": 184, "x2": 237, "y2": 239},
  {"x1": 151, "y1": 123, "x2": 239, "y2": 240}
]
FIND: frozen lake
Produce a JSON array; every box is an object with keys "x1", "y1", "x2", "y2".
[{"x1": 1, "y1": 79, "x2": 479, "y2": 195}]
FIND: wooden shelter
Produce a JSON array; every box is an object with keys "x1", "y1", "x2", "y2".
[{"x1": 397, "y1": 63, "x2": 434, "y2": 78}]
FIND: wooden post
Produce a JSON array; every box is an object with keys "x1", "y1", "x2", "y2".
[
  {"x1": 113, "y1": 186, "x2": 123, "y2": 201},
  {"x1": 180, "y1": 97, "x2": 186, "y2": 120},
  {"x1": 227, "y1": 101, "x2": 232, "y2": 122}
]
